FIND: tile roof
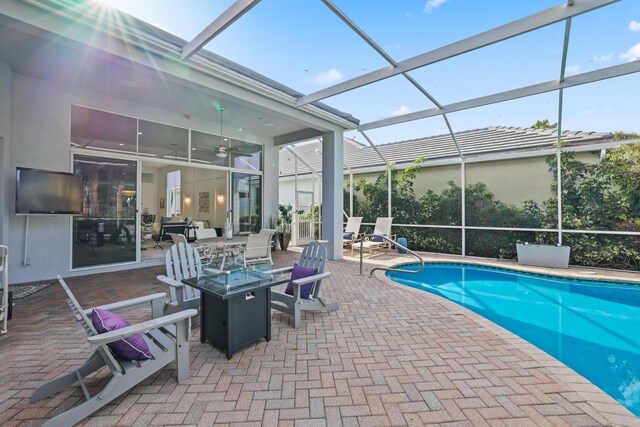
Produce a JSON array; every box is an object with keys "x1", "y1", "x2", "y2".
[{"x1": 279, "y1": 126, "x2": 613, "y2": 177}]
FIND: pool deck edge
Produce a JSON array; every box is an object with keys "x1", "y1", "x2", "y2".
[{"x1": 376, "y1": 269, "x2": 640, "y2": 426}]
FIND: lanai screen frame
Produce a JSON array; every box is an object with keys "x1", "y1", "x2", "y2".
[{"x1": 183, "y1": 0, "x2": 640, "y2": 257}]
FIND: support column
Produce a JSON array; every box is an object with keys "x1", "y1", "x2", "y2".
[
  {"x1": 263, "y1": 140, "x2": 280, "y2": 227},
  {"x1": 321, "y1": 130, "x2": 344, "y2": 260}
]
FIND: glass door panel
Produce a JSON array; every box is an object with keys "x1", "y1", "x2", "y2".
[
  {"x1": 72, "y1": 154, "x2": 138, "y2": 268},
  {"x1": 231, "y1": 172, "x2": 262, "y2": 234}
]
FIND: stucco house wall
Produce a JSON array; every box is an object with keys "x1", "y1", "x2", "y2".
[{"x1": 5, "y1": 71, "x2": 271, "y2": 283}]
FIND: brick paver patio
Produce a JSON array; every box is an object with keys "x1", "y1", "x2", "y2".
[{"x1": 1, "y1": 249, "x2": 638, "y2": 426}]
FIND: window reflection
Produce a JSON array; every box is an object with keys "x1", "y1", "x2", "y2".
[
  {"x1": 72, "y1": 154, "x2": 137, "y2": 268},
  {"x1": 232, "y1": 172, "x2": 262, "y2": 234},
  {"x1": 138, "y1": 120, "x2": 189, "y2": 161},
  {"x1": 70, "y1": 106, "x2": 136, "y2": 153}
]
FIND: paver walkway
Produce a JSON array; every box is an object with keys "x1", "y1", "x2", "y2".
[{"x1": 0, "y1": 250, "x2": 638, "y2": 426}]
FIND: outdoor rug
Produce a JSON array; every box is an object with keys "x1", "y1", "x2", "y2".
[{"x1": 10, "y1": 283, "x2": 54, "y2": 300}]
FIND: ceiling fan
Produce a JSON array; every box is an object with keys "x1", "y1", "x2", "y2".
[
  {"x1": 215, "y1": 107, "x2": 228, "y2": 158},
  {"x1": 195, "y1": 106, "x2": 258, "y2": 160}
]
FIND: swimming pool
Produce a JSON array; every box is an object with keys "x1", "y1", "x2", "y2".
[{"x1": 386, "y1": 262, "x2": 640, "y2": 416}]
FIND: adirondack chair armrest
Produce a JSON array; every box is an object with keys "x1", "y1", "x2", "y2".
[
  {"x1": 156, "y1": 275, "x2": 184, "y2": 289},
  {"x1": 83, "y1": 292, "x2": 167, "y2": 316},
  {"x1": 87, "y1": 309, "x2": 197, "y2": 346},
  {"x1": 292, "y1": 271, "x2": 331, "y2": 286}
]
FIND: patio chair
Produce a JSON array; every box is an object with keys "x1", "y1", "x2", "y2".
[
  {"x1": 270, "y1": 240, "x2": 338, "y2": 329},
  {"x1": 358, "y1": 217, "x2": 395, "y2": 257},
  {"x1": 31, "y1": 275, "x2": 196, "y2": 427},
  {"x1": 196, "y1": 227, "x2": 218, "y2": 239},
  {"x1": 151, "y1": 222, "x2": 187, "y2": 249},
  {"x1": 157, "y1": 242, "x2": 203, "y2": 311},
  {"x1": 238, "y1": 230, "x2": 274, "y2": 268},
  {"x1": 342, "y1": 217, "x2": 363, "y2": 255},
  {"x1": 194, "y1": 228, "x2": 225, "y2": 268},
  {"x1": 0, "y1": 245, "x2": 8, "y2": 335}
]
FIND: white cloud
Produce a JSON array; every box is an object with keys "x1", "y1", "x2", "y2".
[
  {"x1": 592, "y1": 53, "x2": 613, "y2": 62},
  {"x1": 565, "y1": 65, "x2": 581, "y2": 76},
  {"x1": 584, "y1": 106, "x2": 611, "y2": 115},
  {"x1": 312, "y1": 69, "x2": 343, "y2": 85},
  {"x1": 389, "y1": 105, "x2": 413, "y2": 117},
  {"x1": 424, "y1": 0, "x2": 447, "y2": 13},
  {"x1": 629, "y1": 20, "x2": 640, "y2": 32},
  {"x1": 620, "y1": 43, "x2": 640, "y2": 62}
]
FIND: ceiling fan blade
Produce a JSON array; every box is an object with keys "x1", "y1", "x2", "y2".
[{"x1": 196, "y1": 145, "x2": 217, "y2": 151}]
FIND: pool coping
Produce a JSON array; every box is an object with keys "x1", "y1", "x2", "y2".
[{"x1": 375, "y1": 263, "x2": 640, "y2": 426}]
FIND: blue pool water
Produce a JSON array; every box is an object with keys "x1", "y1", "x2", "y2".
[{"x1": 387, "y1": 263, "x2": 640, "y2": 416}]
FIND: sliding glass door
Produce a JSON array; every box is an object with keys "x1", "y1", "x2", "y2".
[
  {"x1": 72, "y1": 154, "x2": 138, "y2": 268},
  {"x1": 231, "y1": 172, "x2": 262, "y2": 234}
]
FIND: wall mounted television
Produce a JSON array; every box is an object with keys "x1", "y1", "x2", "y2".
[{"x1": 15, "y1": 167, "x2": 83, "y2": 215}]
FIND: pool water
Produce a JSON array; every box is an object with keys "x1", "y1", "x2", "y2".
[{"x1": 387, "y1": 263, "x2": 640, "y2": 416}]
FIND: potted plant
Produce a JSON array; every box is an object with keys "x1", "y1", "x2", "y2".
[{"x1": 277, "y1": 204, "x2": 303, "y2": 251}]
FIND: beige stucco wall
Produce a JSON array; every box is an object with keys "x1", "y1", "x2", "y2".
[
  {"x1": 282, "y1": 151, "x2": 602, "y2": 208},
  {"x1": 466, "y1": 152, "x2": 600, "y2": 205}
]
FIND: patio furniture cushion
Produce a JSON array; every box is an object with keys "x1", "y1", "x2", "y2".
[
  {"x1": 91, "y1": 308, "x2": 152, "y2": 361},
  {"x1": 285, "y1": 263, "x2": 318, "y2": 300},
  {"x1": 371, "y1": 235, "x2": 384, "y2": 242},
  {"x1": 343, "y1": 232, "x2": 354, "y2": 240}
]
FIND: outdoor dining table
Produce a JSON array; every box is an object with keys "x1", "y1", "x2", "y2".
[
  {"x1": 182, "y1": 268, "x2": 288, "y2": 359},
  {"x1": 196, "y1": 236, "x2": 248, "y2": 270}
]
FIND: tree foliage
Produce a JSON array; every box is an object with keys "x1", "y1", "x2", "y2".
[{"x1": 347, "y1": 144, "x2": 640, "y2": 270}]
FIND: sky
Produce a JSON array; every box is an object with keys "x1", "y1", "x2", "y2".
[{"x1": 96, "y1": 0, "x2": 640, "y2": 144}]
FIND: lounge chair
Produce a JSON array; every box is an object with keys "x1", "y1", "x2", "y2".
[
  {"x1": 358, "y1": 217, "x2": 395, "y2": 256},
  {"x1": 270, "y1": 241, "x2": 338, "y2": 329},
  {"x1": 31, "y1": 275, "x2": 196, "y2": 427},
  {"x1": 157, "y1": 242, "x2": 202, "y2": 311},
  {"x1": 342, "y1": 217, "x2": 363, "y2": 255}
]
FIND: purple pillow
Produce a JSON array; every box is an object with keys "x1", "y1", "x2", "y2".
[
  {"x1": 343, "y1": 232, "x2": 354, "y2": 240},
  {"x1": 371, "y1": 235, "x2": 384, "y2": 242},
  {"x1": 92, "y1": 308, "x2": 152, "y2": 361},
  {"x1": 285, "y1": 263, "x2": 318, "y2": 300}
]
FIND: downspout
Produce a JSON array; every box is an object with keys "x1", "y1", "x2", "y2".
[{"x1": 343, "y1": 161, "x2": 354, "y2": 218}]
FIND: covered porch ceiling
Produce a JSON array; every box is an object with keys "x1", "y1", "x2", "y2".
[{"x1": 0, "y1": 4, "x2": 358, "y2": 146}]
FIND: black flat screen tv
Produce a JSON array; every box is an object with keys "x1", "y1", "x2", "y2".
[{"x1": 16, "y1": 167, "x2": 83, "y2": 215}]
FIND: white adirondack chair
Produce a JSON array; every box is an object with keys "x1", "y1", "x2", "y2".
[
  {"x1": 157, "y1": 242, "x2": 202, "y2": 311},
  {"x1": 168, "y1": 232, "x2": 188, "y2": 246},
  {"x1": 0, "y1": 245, "x2": 8, "y2": 334},
  {"x1": 270, "y1": 241, "x2": 339, "y2": 329},
  {"x1": 31, "y1": 275, "x2": 196, "y2": 427}
]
